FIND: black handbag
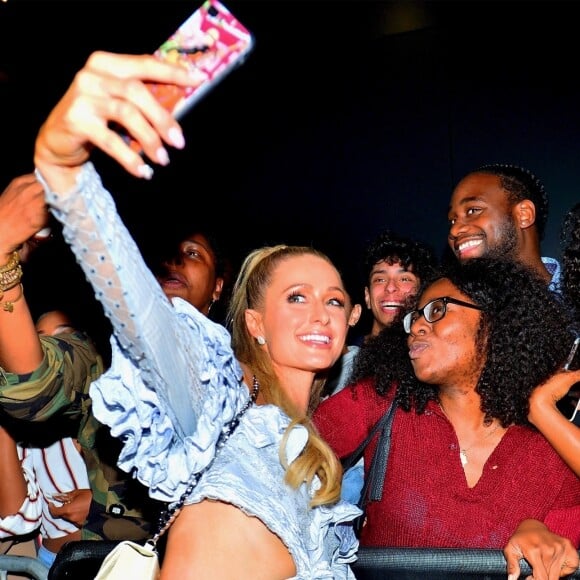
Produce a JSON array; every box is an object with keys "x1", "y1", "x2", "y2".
[{"x1": 341, "y1": 400, "x2": 397, "y2": 537}]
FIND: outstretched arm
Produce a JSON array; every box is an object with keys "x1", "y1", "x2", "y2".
[
  {"x1": 34, "y1": 51, "x2": 192, "y2": 350},
  {"x1": 32, "y1": 52, "x2": 249, "y2": 501},
  {"x1": 0, "y1": 175, "x2": 104, "y2": 422},
  {"x1": 34, "y1": 51, "x2": 212, "y2": 437},
  {"x1": 528, "y1": 369, "x2": 580, "y2": 477}
]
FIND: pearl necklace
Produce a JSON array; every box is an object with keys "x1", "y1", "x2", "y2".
[{"x1": 438, "y1": 401, "x2": 502, "y2": 467}]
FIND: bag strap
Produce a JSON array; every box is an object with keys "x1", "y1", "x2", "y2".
[
  {"x1": 344, "y1": 398, "x2": 397, "y2": 516},
  {"x1": 149, "y1": 377, "x2": 259, "y2": 548},
  {"x1": 363, "y1": 399, "x2": 397, "y2": 502},
  {"x1": 341, "y1": 398, "x2": 396, "y2": 472}
]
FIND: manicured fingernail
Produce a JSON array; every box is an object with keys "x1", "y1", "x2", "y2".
[
  {"x1": 156, "y1": 147, "x2": 169, "y2": 166},
  {"x1": 168, "y1": 127, "x2": 185, "y2": 149},
  {"x1": 138, "y1": 164, "x2": 154, "y2": 180}
]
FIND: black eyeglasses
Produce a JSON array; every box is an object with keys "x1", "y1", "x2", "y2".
[{"x1": 403, "y1": 296, "x2": 484, "y2": 334}]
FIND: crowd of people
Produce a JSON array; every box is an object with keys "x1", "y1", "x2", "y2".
[{"x1": 0, "y1": 48, "x2": 579, "y2": 580}]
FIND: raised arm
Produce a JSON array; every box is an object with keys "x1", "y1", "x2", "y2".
[
  {"x1": 0, "y1": 174, "x2": 48, "y2": 373},
  {"x1": 34, "y1": 51, "x2": 217, "y2": 437}
]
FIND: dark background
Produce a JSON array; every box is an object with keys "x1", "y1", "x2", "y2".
[{"x1": 1, "y1": 0, "x2": 580, "y2": 348}]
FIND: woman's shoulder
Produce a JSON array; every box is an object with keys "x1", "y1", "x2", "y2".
[{"x1": 316, "y1": 377, "x2": 392, "y2": 416}]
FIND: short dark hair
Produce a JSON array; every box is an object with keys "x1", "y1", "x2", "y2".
[
  {"x1": 363, "y1": 230, "x2": 439, "y2": 285},
  {"x1": 476, "y1": 164, "x2": 549, "y2": 241}
]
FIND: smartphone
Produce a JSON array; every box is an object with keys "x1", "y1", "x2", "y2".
[
  {"x1": 563, "y1": 336, "x2": 580, "y2": 371},
  {"x1": 564, "y1": 337, "x2": 580, "y2": 423},
  {"x1": 124, "y1": 0, "x2": 254, "y2": 151}
]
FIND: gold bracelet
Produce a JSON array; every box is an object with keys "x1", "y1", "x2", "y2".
[
  {"x1": 0, "y1": 250, "x2": 22, "y2": 295},
  {"x1": 0, "y1": 251, "x2": 19, "y2": 273},
  {"x1": 1, "y1": 284, "x2": 23, "y2": 313},
  {"x1": 0, "y1": 264, "x2": 22, "y2": 292}
]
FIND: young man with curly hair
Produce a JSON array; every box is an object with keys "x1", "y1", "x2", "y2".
[{"x1": 358, "y1": 230, "x2": 440, "y2": 343}]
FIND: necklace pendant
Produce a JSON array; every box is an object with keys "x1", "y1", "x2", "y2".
[{"x1": 460, "y1": 450, "x2": 468, "y2": 467}]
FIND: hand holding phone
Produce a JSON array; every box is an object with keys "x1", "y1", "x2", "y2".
[
  {"x1": 563, "y1": 336, "x2": 580, "y2": 371},
  {"x1": 562, "y1": 337, "x2": 580, "y2": 422},
  {"x1": 122, "y1": 0, "x2": 254, "y2": 154}
]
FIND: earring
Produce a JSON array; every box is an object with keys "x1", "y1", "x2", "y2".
[{"x1": 256, "y1": 336, "x2": 266, "y2": 346}]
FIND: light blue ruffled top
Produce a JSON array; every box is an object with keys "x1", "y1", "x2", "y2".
[{"x1": 38, "y1": 163, "x2": 360, "y2": 578}]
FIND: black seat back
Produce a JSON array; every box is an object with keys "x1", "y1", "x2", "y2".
[{"x1": 47, "y1": 541, "x2": 120, "y2": 580}]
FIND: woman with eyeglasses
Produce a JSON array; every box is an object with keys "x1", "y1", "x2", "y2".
[{"x1": 314, "y1": 257, "x2": 580, "y2": 579}]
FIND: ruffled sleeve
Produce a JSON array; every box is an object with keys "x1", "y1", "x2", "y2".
[
  {"x1": 89, "y1": 297, "x2": 248, "y2": 503},
  {"x1": 304, "y1": 501, "x2": 360, "y2": 579},
  {"x1": 284, "y1": 427, "x2": 361, "y2": 579}
]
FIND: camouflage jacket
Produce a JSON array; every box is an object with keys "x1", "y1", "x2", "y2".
[{"x1": 0, "y1": 331, "x2": 164, "y2": 541}]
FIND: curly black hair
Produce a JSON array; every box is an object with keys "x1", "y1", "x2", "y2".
[
  {"x1": 351, "y1": 258, "x2": 576, "y2": 427},
  {"x1": 475, "y1": 164, "x2": 549, "y2": 241},
  {"x1": 362, "y1": 230, "x2": 440, "y2": 284},
  {"x1": 561, "y1": 202, "x2": 580, "y2": 327}
]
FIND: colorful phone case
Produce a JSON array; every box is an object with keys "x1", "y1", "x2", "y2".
[{"x1": 147, "y1": 0, "x2": 254, "y2": 120}]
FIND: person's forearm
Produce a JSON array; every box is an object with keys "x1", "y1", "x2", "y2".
[
  {"x1": 529, "y1": 400, "x2": 580, "y2": 477},
  {"x1": 0, "y1": 251, "x2": 43, "y2": 373},
  {"x1": 0, "y1": 428, "x2": 29, "y2": 516},
  {"x1": 0, "y1": 174, "x2": 50, "y2": 372},
  {"x1": 37, "y1": 164, "x2": 174, "y2": 363},
  {"x1": 32, "y1": 159, "x2": 81, "y2": 197}
]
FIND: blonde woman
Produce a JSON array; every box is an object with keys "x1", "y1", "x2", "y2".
[{"x1": 32, "y1": 51, "x2": 360, "y2": 578}]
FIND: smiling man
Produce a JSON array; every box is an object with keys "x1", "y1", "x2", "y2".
[
  {"x1": 447, "y1": 164, "x2": 560, "y2": 293},
  {"x1": 361, "y1": 230, "x2": 439, "y2": 342}
]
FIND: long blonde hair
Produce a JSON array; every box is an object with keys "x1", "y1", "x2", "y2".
[{"x1": 227, "y1": 245, "x2": 343, "y2": 506}]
